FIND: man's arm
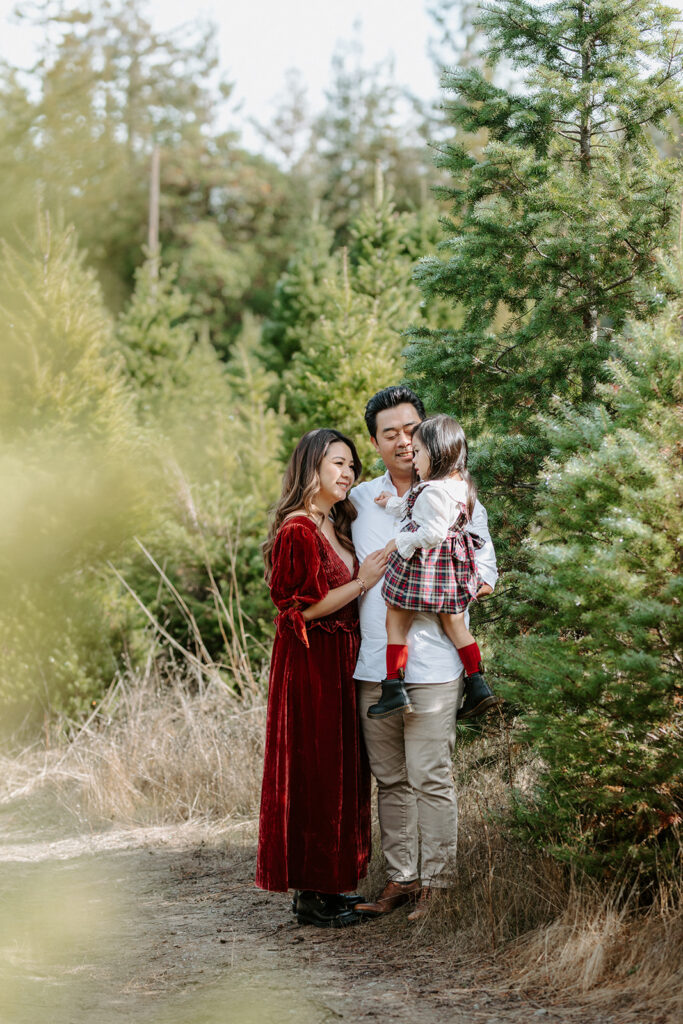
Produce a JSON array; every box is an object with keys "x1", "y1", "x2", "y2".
[{"x1": 469, "y1": 500, "x2": 498, "y2": 593}]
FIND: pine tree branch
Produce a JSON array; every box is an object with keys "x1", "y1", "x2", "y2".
[
  {"x1": 593, "y1": 0, "x2": 648, "y2": 33},
  {"x1": 499, "y1": 12, "x2": 583, "y2": 61},
  {"x1": 522, "y1": 235, "x2": 583, "y2": 285},
  {"x1": 472, "y1": 354, "x2": 514, "y2": 377},
  {"x1": 592, "y1": 96, "x2": 680, "y2": 133},
  {"x1": 602, "y1": 272, "x2": 638, "y2": 294}
]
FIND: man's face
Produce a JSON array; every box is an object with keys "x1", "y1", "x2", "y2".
[{"x1": 371, "y1": 403, "x2": 423, "y2": 478}]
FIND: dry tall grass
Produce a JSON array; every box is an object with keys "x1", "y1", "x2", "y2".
[{"x1": 0, "y1": 659, "x2": 267, "y2": 827}]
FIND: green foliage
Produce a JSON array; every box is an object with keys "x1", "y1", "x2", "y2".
[
  {"x1": 406, "y1": 0, "x2": 683, "y2": 876},
  {"x1": 262, "y1": 220, "x2": 338, "y2": 372},
  {"x1": 0, "y1": 214, "x2": 148, "y2": 728},
  {"x1": 115, "y1": 263, "x2": 284, "y2": 662},
  {"x1": 407, "y1": 0, "x2": 683, "y2": 568},
  {"x1": 0, "y1": 0, "x2": 307, "y2": 339},
  {"x1": 2, "y1": 0, "x2": 231, "y2": 302},
  {"x1": 498, "y1": 289, "x2": 682, "y2": 874},
  {"x1": 160, "y1": 146, "x2": 310, "y2": 352},
  {"x1": 281, "y1": 191, "x2": 425, "y2": 468}
]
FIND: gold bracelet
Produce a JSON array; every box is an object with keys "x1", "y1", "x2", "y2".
[{"x1": 356, "y1": 577, "x2": 367, "y2": 596}]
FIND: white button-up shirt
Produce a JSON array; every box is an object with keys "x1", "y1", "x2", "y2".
[{"x1": 350, "y1": 471, "x2": 498, "y2": 684}]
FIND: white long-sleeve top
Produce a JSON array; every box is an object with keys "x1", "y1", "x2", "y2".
[
  {"x1": 385, "y1": 477, "x2": 473, "y2": 560},
  {"x1": 350, "y1": 471, "x2": 498, "y2": 684}
]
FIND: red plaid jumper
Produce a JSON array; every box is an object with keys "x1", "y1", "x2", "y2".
[{"x1": 381, "y1": 482, "x2": 484, "y2": 614}]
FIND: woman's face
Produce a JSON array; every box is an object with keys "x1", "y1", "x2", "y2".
[
  {"x1": 315, "y1": 441, "x2": 357, "y2": 506},
  {"x1": 411, "y1": 438, "x2": 431, "y2": 481}
]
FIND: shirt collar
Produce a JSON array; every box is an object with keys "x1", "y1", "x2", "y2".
[{"x1": 381, "y1": 469, "x2": 395, "y2": 492}]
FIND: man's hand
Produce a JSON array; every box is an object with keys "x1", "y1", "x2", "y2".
[{"x1": 475, "y1": 582, "x2": 493, "y2": 599}]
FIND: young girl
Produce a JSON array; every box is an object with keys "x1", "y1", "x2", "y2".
[{"x1": 367, "y1": 414, "x2": 498, "y2": 720}]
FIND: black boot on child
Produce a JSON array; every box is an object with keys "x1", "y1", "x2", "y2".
[
  {"x1": 367, "y1": 668, "x2": 414, "y2": 719},
  {"x1": 458, "y1": 666, "x2": 500, "y2": 720}
]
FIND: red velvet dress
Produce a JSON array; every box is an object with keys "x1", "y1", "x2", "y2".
[{"x1": 255, "y1": 516, "x2": 371, "y2": 894}]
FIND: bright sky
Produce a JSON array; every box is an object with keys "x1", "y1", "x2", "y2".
[{"x1": 0, "y1": 0, "x2": 439, "y2": 148}]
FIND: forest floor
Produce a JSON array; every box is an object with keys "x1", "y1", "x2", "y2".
[{"x1": 0, "y1": 793, "x2": 660, "y2": 1024}]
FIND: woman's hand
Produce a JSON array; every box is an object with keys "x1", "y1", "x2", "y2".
[
  {"x1": 358, "y1": 548, "x2": 389, "y2": 590},
  {"x1": 382, "y1": 538, "x2": 397, "y2": 557},
  {"x1": 374, "y1": 491, "x2": 393, "y2": 508}
]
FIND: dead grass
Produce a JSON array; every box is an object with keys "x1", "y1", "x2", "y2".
[
  {"x1": 504, "y1": 887, "x2": 683, "y2": 1021},
  {"x1": 0, "y1": 659, "x2": 267, "y2": 826}
]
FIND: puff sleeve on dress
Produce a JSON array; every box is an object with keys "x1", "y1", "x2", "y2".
[{"x1": 269, "y1": 520, "x2": 330, "y2": 647}]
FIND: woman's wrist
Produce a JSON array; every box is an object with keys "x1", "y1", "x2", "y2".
[{"x1": 355, "y1": 576, "x2": 367, "y2": 596}]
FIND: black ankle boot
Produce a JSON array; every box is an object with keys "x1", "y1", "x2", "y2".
[
  {"x1": 367, "y1": 670, "x2": 413, "y2": 719},
  {"x1": 291, "y1": 889, "x2": 361, "y2": 914},
  {"x1": 295, "y1": 891, "x2": 361, "y2": 928},
  {"x1": 458, "y1": 667, "x2": 500, "y2": 720}
]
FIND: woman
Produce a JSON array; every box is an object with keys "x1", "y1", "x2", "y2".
[{"x1": 255, "y1": 429, "x2": 388, "y2": 927}]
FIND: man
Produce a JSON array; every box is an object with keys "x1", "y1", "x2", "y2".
[{"x1": 349, "y1": 386, "x2": 498, "y2": 921}]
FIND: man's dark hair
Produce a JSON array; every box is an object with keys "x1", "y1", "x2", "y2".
[{"x1": 364, "y1": 386, "x2": 426, "y2": 439}]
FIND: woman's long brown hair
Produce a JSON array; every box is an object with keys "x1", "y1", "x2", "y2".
[
  {"x1": 263, "y1": 429, "x2": 362, "y2": 580},
  {"x1": 412, "y1": 415, "x2": 477, "y2": 518}
]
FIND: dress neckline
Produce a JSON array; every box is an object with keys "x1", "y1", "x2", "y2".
[{"x1": 281, "y1": 514, "x2": 355, "y2": 577}]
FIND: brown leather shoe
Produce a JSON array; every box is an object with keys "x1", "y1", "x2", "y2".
[
  {"x1": 407, "y1": 886, "x2": 435, "y2": 922},
  {"x1": 354, "y1": 879, "x2": 421, "y2": 917}
]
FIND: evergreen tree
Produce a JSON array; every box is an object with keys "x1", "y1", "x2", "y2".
[
  {"x1": 261, "y1": 218, "x2": 337, "y2": 373},
  {"x1": 0, "y1": 64, "x2": 39, "y2": 244},
  {"x1": 282, "y1": 189, "x2": 424, "y2": 468},
  {"x1": 115, "y1": 264, "x2": 283, "y2": 661},
  {"x1": 9, "y1": 0, "x2": 231, "y2": 303},
  {"x1": 425, "y1": 0, "x2": 501, "y2": 158},
  {"x1": 498, "y1": 279, "x2": 682, "y2": 875},
  {"x1": 0, "y1": 213, "x2": 146, "y2": 727},
  {"x1": 407, "y1": 0, "x2": 683, "y2": 567},
  {"x1": 251, "y1": 67, "x2": 312, "y2": 172},
  {"x1": 116, "y1": 260, "x2": 196, "y2": 418}
]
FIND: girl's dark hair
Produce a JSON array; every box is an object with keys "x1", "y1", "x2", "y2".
[
  {"x1": 412, "y1": 415, "x2": 477, "y2": 517},
  {"x1": 263, "y1": 429, "x2": 362, "y2": 579}
]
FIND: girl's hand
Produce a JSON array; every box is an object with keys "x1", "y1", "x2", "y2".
[
  {"x1": 358, "y1": 548, "x2": 389, "y2": 589},
  {"x1": 383, "y1": 538, "x2": 397, "y2": 557},
  {"x1": 374, "y1": 491, "x2": 393, "y2": 508}
]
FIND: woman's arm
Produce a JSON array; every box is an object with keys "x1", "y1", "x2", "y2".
[{"x1": 302, "y1": 549, "x2": 388, "y2": 620}]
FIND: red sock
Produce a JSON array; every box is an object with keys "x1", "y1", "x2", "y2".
[
  {"x1": 457, "y1": 641, "x2": 481, "y2": 676},
  {"x1": 386, "y1": 644, "x2": 408, "y2": 679}
]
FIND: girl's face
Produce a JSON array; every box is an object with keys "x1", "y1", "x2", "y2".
[
  {"x1": 316, "y1": 442, "x2": 357, "y2": 506},
  {"x1": 411, "y1": 439, "x2": 431, "y2": 481}
]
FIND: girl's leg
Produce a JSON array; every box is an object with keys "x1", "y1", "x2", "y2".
[
  {"x1": 385, "y1": 605, "x2": 415, "y2": 680},
  {"x1": 385, "y1": 606, "x2": 415, "y2": 647},
  {"x1": 438, "y1": 612, "x2": 482, "y2": 677}
]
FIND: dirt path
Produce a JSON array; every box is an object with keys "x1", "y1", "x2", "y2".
[{"x1": 0, "y1": 802, "x2": 625, "y2": 1024}]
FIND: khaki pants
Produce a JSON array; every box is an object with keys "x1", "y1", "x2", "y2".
[{"x1": 357, "y1": 677, "x2": 464, "y2": 888}]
